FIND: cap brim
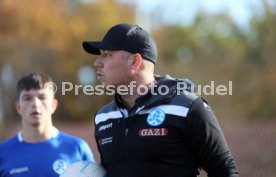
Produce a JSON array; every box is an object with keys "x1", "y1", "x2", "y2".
[{"x1": 82, "y1": 41, "x2": 119, "y2": 55}]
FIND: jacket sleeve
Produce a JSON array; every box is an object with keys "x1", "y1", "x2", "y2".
[
  {"x1": 93, "y1": 114, "x2": 108, "y2": 169},
  {"x1": 187, "y1": 98, "x2": 238, "y2": 177},
  {"x1": 96, "y1": 138, "x2": 107, "y2": 169}
]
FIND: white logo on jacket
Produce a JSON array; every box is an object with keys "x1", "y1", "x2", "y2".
[
  {"x1": 99, "y1": 122, "x2": 113, "y2": 132},
  {"x1": 147, "y1": 109, "x2": 166, "y2": 126},
  {"x1": 99, "y1": 137, "x2": 113, "y2": 146}
]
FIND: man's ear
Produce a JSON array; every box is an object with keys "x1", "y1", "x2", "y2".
[{"x1": 130, "y1": 54, "x2": 143, "y2": 69}]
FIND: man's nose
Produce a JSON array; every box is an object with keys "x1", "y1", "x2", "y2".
[{"x1": 94, "y1": 56, "x2": 103, "y2": 68}]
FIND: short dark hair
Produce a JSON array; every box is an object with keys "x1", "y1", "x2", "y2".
[{"x1": 16, "y1": 72, "x2": 54, "y2": 100}]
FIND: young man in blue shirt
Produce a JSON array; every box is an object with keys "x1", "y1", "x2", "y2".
[{"x1": 0, "y1": 72, "x2": 95, "y2": 177}]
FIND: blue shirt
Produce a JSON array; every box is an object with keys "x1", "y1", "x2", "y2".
[{"x1": 0, "y1": 130, "x2": 95, "y2": 177}]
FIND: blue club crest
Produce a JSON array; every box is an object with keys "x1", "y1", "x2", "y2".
[{"x1": 147, "y1": 109, "x2": 166, "y2": 126}]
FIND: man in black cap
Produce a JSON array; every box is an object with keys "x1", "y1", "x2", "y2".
[{"x1": 83, "y1": 23, "x2": 238, "y2": 177}]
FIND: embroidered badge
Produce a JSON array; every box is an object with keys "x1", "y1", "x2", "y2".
[
  {"x1": 147, "y1": 109, "x2": 166, "y2": 126},
  {"x1": 53, "y1": 159, "x2": 68, "y2": 175}
]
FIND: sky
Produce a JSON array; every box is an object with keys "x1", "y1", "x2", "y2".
[
  {"x1": 128, "y1": 0, "x2": 270, "y2": 30},
  {"x1": 77, "y1": 0, "x2": 274, "y2": 85}
]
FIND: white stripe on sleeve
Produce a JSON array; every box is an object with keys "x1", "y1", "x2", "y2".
[{"x1": 95, "y1": 111, "x2": 122, "y2": 125}]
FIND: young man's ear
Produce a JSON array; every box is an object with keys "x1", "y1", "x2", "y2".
[
  {"x1": 51, "y1": 99, "x2": 59, "y2": 114},
  {"x1": 15, "y1": 100, "x2": 20, "y2": 113}
]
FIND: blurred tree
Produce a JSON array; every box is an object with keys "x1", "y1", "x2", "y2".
[
  {"x1": 152, "y1": 1, "x2": 275, "y2": 120},
  {"x1": 0, "y1": 0, "x2": 135, "y2": 130},
  {"x1": 234, "y1": 0, "x2": 276, "y2": 119},
  {"x1": 0, "y1": 0, "x2": 275, "y2": 139}
]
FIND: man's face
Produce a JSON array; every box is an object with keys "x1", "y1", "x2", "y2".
[
  {"x1": 94, "y1": 50, "x2": 132, "y2": 87},
  {"x1": 15, "y1": 88, "x2": 58, "y2": 127}
]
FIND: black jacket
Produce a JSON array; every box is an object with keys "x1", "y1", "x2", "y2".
[{"x1": 94, "y1": 75, "x2": 238, "y2": 177}]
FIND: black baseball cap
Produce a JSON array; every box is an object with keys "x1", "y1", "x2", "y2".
[{"x1": 82, "y1": 23, "x2": 158, "y2": 64}]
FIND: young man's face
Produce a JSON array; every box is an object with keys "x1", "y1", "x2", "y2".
[{"x1": 15, "y1": 87, "x2": 58, "y2": 127}]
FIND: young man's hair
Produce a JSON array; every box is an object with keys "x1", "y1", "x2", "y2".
[{"x1": 16, "y1": 72, "x2": 54, "y2": 100}]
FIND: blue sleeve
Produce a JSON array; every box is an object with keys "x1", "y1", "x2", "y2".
[{"x1": 79, "y1": 139, "x2": 95, "y2": 163}]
